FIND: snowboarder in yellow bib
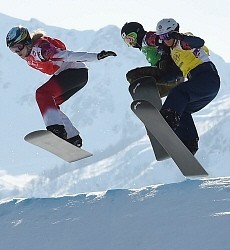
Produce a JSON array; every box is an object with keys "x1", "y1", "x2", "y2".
[{"x1": 156, "y1": 18, "x2": 220, "y2": 154}]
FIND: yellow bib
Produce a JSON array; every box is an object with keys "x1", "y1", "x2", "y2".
[{"x1": 170, "y1": 37, "x2": 210, "y2": 77}]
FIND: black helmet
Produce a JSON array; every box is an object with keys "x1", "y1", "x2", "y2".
[
  {"x1": 6, "y1": 26, "x2": 31, "y2": 47},
  {"x1": 121, "y1": 22, "x2": 146, "y2": 48}
]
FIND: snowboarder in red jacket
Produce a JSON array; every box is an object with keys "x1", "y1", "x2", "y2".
[{"x1": 6, "y1": 26, "x2": 117, "y2": 147}]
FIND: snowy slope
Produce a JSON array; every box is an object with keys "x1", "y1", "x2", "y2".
[{"x1": 1, "y1": 178, "x2": 230, "y2": 250}]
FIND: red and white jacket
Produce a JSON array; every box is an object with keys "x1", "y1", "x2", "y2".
[{"x1": 25, "y1": 36, "x2": 98, "y2": 75}]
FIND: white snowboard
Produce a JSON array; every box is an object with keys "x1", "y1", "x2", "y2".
[{"x1": 24, "y1": 130, "x2": 92, "y2": 163}]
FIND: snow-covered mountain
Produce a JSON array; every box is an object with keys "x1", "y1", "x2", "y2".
[
  {"x1": 1, "y1": 13, "x2": 230, "y2": 200},
  {"x1": 1, "y1": 177, "x2": 230, "y2": 250}
]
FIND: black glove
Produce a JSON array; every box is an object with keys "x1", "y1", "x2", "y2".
[
  {"x1": 97, "y1": 50, "x2": 117, "y2": 60},
  {"x1": 168, "y1": 31, "x2": 184, "y2": 41}
]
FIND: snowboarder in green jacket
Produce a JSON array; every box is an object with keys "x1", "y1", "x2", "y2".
[{"x1": 121, "y1": 22, "x2": 183, "y2": 97}]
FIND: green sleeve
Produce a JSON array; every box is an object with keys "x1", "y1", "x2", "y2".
[{"x1": 141, "y1": 46, "x2": 161, "y2": 66}]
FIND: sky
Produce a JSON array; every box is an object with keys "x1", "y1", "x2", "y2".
[
  {"x1": 1, "y1": 178, "x2": 230, "y2": 250},
  {"x1": 1, "y1": 0, "x2": 230, "y2": 62}
]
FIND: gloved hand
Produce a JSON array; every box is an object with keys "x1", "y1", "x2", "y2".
[
  {"x1": 145, "y1": 32, "x2": 157, "y2": 46},
  {"x1": 97, "y1": 50, "x2": 117, "y2": 60},
  {"x1": 168, "y1": 31, "x2": 184, "y2": 41}
]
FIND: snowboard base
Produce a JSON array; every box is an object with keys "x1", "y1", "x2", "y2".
[
  {"x1": 24, "y1": 130, "x2": 92, "y2": 163},
  {"x1": 131, "y1": 100, "x2": 208, "y2": 177}
]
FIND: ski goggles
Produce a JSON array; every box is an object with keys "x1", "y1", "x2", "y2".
[
  {"x1": 9, "y1": 43, "x2": 25, "y2": 53},
  {"x1": 122, "y1": 32, "x2": 137, "y2": 47},
  {"x1": 159, "y1": 33, "x2": 171, "y2": 41}
]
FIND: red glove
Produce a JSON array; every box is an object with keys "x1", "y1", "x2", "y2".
[{"x1": 145, "y1": 32, "x2": 157, "y2": 46}]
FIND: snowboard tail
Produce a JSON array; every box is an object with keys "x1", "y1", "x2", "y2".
[
  {"x1": 25, "y1": 130, "x2": 92, "y2": 163},
  {"x1": 131, "y1": 100, "x2": 208, "y2": 177}
]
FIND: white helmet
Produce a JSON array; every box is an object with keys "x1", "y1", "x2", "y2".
[{"x1": 156, "y1": 18, "x2": 178, "y2": 35}]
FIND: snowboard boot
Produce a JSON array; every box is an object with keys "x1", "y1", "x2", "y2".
[
  {"x1": 46, "y1": 124, "x2": 67, "y2": 140},
  {"x1": 182, "y1": 138, "x2": 199, "y2": 155},
  {"x1": 126, "y1": 66, "x2": 158, "y2": 84},
  {"x1": 67, "y1": 134, "x2": 82, "y2": 148},
  {"x1": 160, "y1": 108, "x2": 180, "y2": 131}
]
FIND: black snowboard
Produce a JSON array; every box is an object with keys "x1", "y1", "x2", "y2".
[
  {"x1": 131, "y1": 100, "x2": 208, "y2": 177},
  {"x1": 129, "y1": 76, "x2": 169, "y2": 161}
]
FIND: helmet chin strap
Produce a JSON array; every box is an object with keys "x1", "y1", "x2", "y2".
[
  {"x1": 134, "y1": 32, "x2": 146, "y2": 49},
  {"x1": 133, "y1": 42, "x2": 142, "y2": 49},
  {"x1": 25, "y1": 44, "x2": 33, "y2": 57},
  {"x1": 172, "y1": 39, "x2": 178, "y2": 48}
]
